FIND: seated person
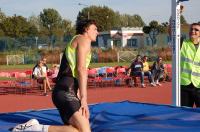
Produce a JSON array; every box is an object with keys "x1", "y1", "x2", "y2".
[
  {"x1": 50, "y1": 64, "x2": 59, "y2": 83},
  {"x1": 41, "y1": 57, "x2": 49, "y2": 71},
  {"x1": 128, "y1": 55, "x2": 145, "y2": 88},
  {"x1": 32, "y1": 57, "x2": 49, "y2": 78},
  {"x1": 151, "y1": 56, "x2": 165, "y2": 86},
  {"x1": 33, "y1": 60, "x2": 52, "y2": 96},
  {"x1": 142, "y1": 56, "x2": 156, "y2": 87}
]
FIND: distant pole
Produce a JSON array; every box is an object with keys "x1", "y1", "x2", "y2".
[
  {"x1": 48, "y1": 24, "x2": 52, "y2": 48},
  {"x1": 87, "y1": 11, "x2": 90, "y2": 19},
  {"x1": 35, "y1": 36, "x2": 38, "y2": 49},
  {"x1": 171, "y1": 0, "x2": 188, "y2": 106},
  {"x1": 78, "y1": 3, "x2": 90, "y2": 19}
]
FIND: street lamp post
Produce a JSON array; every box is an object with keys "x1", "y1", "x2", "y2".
[
  {"x1": 47, "y1": 24, "x2": 52, "y2": 48},
  {"x1": 78, "y1": 3, "x2": 90, "y2": 19},
  {"x1": 35, "y1": 36, "x2": 38, "y2": 49}
]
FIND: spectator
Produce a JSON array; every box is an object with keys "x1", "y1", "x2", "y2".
[
  {"x1": 142, "y1": 56, "x2": 156, "y2": 87},
  {"x1": 151, "y1": 57, "x2": 165, "y2": 86},
  {"x1": 32, "y1": 60, "x2": 52, "y2": 96},
  {"x1": 32, "y1": 57, "x2": 48, "y2": 78},
  {"x1": 50, "y1": 64, "x2": 59, "y2": 83},
  {"x1": 181, "y1": 23, "x2": 200, "y2": 107},
  {"x1": 128, "y1": 55, "x2": 145, "y2": 88},
  {"x1": 41, "y1": 57, "x2": 49, "y2": 71}
]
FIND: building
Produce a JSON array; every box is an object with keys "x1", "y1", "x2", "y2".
[{"x1": 97, "y1": 27, "x2": 144, "y2": 48}]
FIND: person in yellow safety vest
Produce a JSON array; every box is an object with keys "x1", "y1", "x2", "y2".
[{"x1": 181, "y1": 23, "x2": 200, "y2": 107}]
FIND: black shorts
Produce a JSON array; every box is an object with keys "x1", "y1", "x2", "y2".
[{"x1": 52, "y1": 76, "x2": 81, "y2": 124}]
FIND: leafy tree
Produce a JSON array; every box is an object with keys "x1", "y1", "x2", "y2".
[
  {"x1": 143, "y1": 20, "x2": 165, "y2": 46},
  {"x1": 76, "y1": 5, "x2": 120, "y2": 32},
  {"x1": 0, "y1": 29, "x2": 4, "y2": 36},
  {"x1": 132, "y1": 14, "x2": 145, "y2": 27},
  {"x1": 143, "y1": 26, "x2": 151, "y2": 34},
  {"x1": 40, "y1": 8, "x2": 62, "y2": 47},
  {"x1": 27, "y1": 15, "x2": 43, "y2": 37},
  {"x1": 61, "y1": 19, "x2": 75, "y2": 35},
  {"x1": 0, "y1": 10, "x2": 6, "y2": 36},
  {"x1": 59, "y1": 19, "x2": 75, "y2": 42},
  {"x1": 1, "y1": 15, "x2": 31, "y2": 38},
  {"x1": 120, "y1": 14, "x2": 145, "y2": 27},
  {"x1": 0, "y1": 9, "x2": 6, "y2": 22},
  {"x1": 27, "y1": 25, "x2": 38, "y2": 37},
  {"x1": 39, "y1": 8, "x2": 62, "y2": 39},
  {"x1": 28, "y1": 15, "x2": 41, "y2": 31},
  {"x1": 181, "y1": 15, "x2": 187, "y2": 25},
  {"x1": 76, "y1": 6, "x2": 145, "y2": 32},
  {"x1": 40, "y1": 8, "x2": 62, "y2": 29}
]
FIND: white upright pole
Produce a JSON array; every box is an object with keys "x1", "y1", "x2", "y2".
[{"x1": 171, "y1": 0, "x2": 181, "y2": 106}]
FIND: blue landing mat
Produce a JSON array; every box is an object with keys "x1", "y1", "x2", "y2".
[{"x1": 1, "y1": 101, "x2": 200, "y2": 132}]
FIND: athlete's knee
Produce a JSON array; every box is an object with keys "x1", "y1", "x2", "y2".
[
  {"x1": 69, "y1": 112, "x2": 91, "y2": 132},
  {"x1": 74, "y1": 118, "x2": 90, "y2": 132}
]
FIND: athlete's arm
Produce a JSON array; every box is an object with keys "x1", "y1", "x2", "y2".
[{"x1": 76, "y1": 36, "x2": 90, "y2": 119}]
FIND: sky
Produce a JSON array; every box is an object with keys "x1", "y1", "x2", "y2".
[{"x1": 0, "y1": 0, "x2": 199, "y2": 25}]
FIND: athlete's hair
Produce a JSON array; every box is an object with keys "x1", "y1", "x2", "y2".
[{"x1": 76, "y1": 19, "x2": 97, "y2": 35}]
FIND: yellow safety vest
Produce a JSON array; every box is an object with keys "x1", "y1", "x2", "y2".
[{"x1": 181, "y1": 40, "x2": 200, "y2": 88}]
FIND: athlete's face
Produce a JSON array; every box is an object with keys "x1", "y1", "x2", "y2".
[{"x1": 86, "y1": 24, "x2": 99, "y2": 42}]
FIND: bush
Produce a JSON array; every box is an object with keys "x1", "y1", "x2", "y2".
[{"x1": 97, "y1": 48, "x2": 117, "y2": 62}]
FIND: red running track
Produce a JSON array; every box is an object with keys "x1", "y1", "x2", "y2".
[{"x1": 0, "y1": 82, "x2": 172, "y2": 113}]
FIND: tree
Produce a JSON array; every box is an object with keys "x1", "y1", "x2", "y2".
[
  {"x1": 0, "y1": 9, "x2": 6, "y2": 21},
  {"x1": 143, "y1": 20, "x2": 165, "y2": 46},
  {"x1": 119, "y1": 14, "x2": 145, "y2": 27},
  {"x1": 28, "y1": 15, "x2": 41, "y2": 31},
  {"x1": 0, "y1": 10, "x2": 6, "y2": 36},
  {"x1": 61, "y1": 19, "x2": 74, "y2": 34},
  {"x1": 60, "y1": 19, "x2": 75, "y2": 42},
  {"x1": 27, "y1": 25, "x2": 38, "y2": 37},
  {"x1": 76, "y1": 5, "x2": 120, "y2": 32},
  {"x1": 1, "y1": 15, "x2": 31, "y2": 38},
  {"x1": 40, "y1": 8, "x2": 62, "y2": 47},
  {"x1": 40, "y1": 8, "x2": 62, "y2": 29},
  {"x1": 76, "y1": 6, "x2": 145, "y2": 32},
  {"x1": 181, "y1": 15, "x2": 187, "y2": 25},
  {"x1": 132, "y1": 14, "x2": 145, "y2": 27}
]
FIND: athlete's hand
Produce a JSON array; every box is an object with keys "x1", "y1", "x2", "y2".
[{"x1": 80, "y1": 98, "x2": 90, "y2": 119}]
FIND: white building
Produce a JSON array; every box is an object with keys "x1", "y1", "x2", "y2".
[{"x1": 97, "y1": 27, "x2": 144, "y2": 48}]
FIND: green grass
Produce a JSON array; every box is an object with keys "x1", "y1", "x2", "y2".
[
  {"x1": 0, "y1": 64, "x2": 34, "y2": 70},
  {"x1": 0, "y1": 61, "x2": 171, "y2": 70},
  {"x1": 0, "y1": 77, "x2": 16, "y2": 80}
]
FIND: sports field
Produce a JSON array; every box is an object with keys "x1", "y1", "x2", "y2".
[
  {"x1": 0, "y1": 79, "x2": 172, "y2": 113},
  {"x1": 0, "y1": 63, "x2": 172, "y2": 113}
]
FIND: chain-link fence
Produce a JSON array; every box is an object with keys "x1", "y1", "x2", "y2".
[
  {"x1": 0, "y1": 35, "x2": 73, "y2": 52},
  {"x1": 0, "y1": 33, "x2": 189, "y2": 65}
]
